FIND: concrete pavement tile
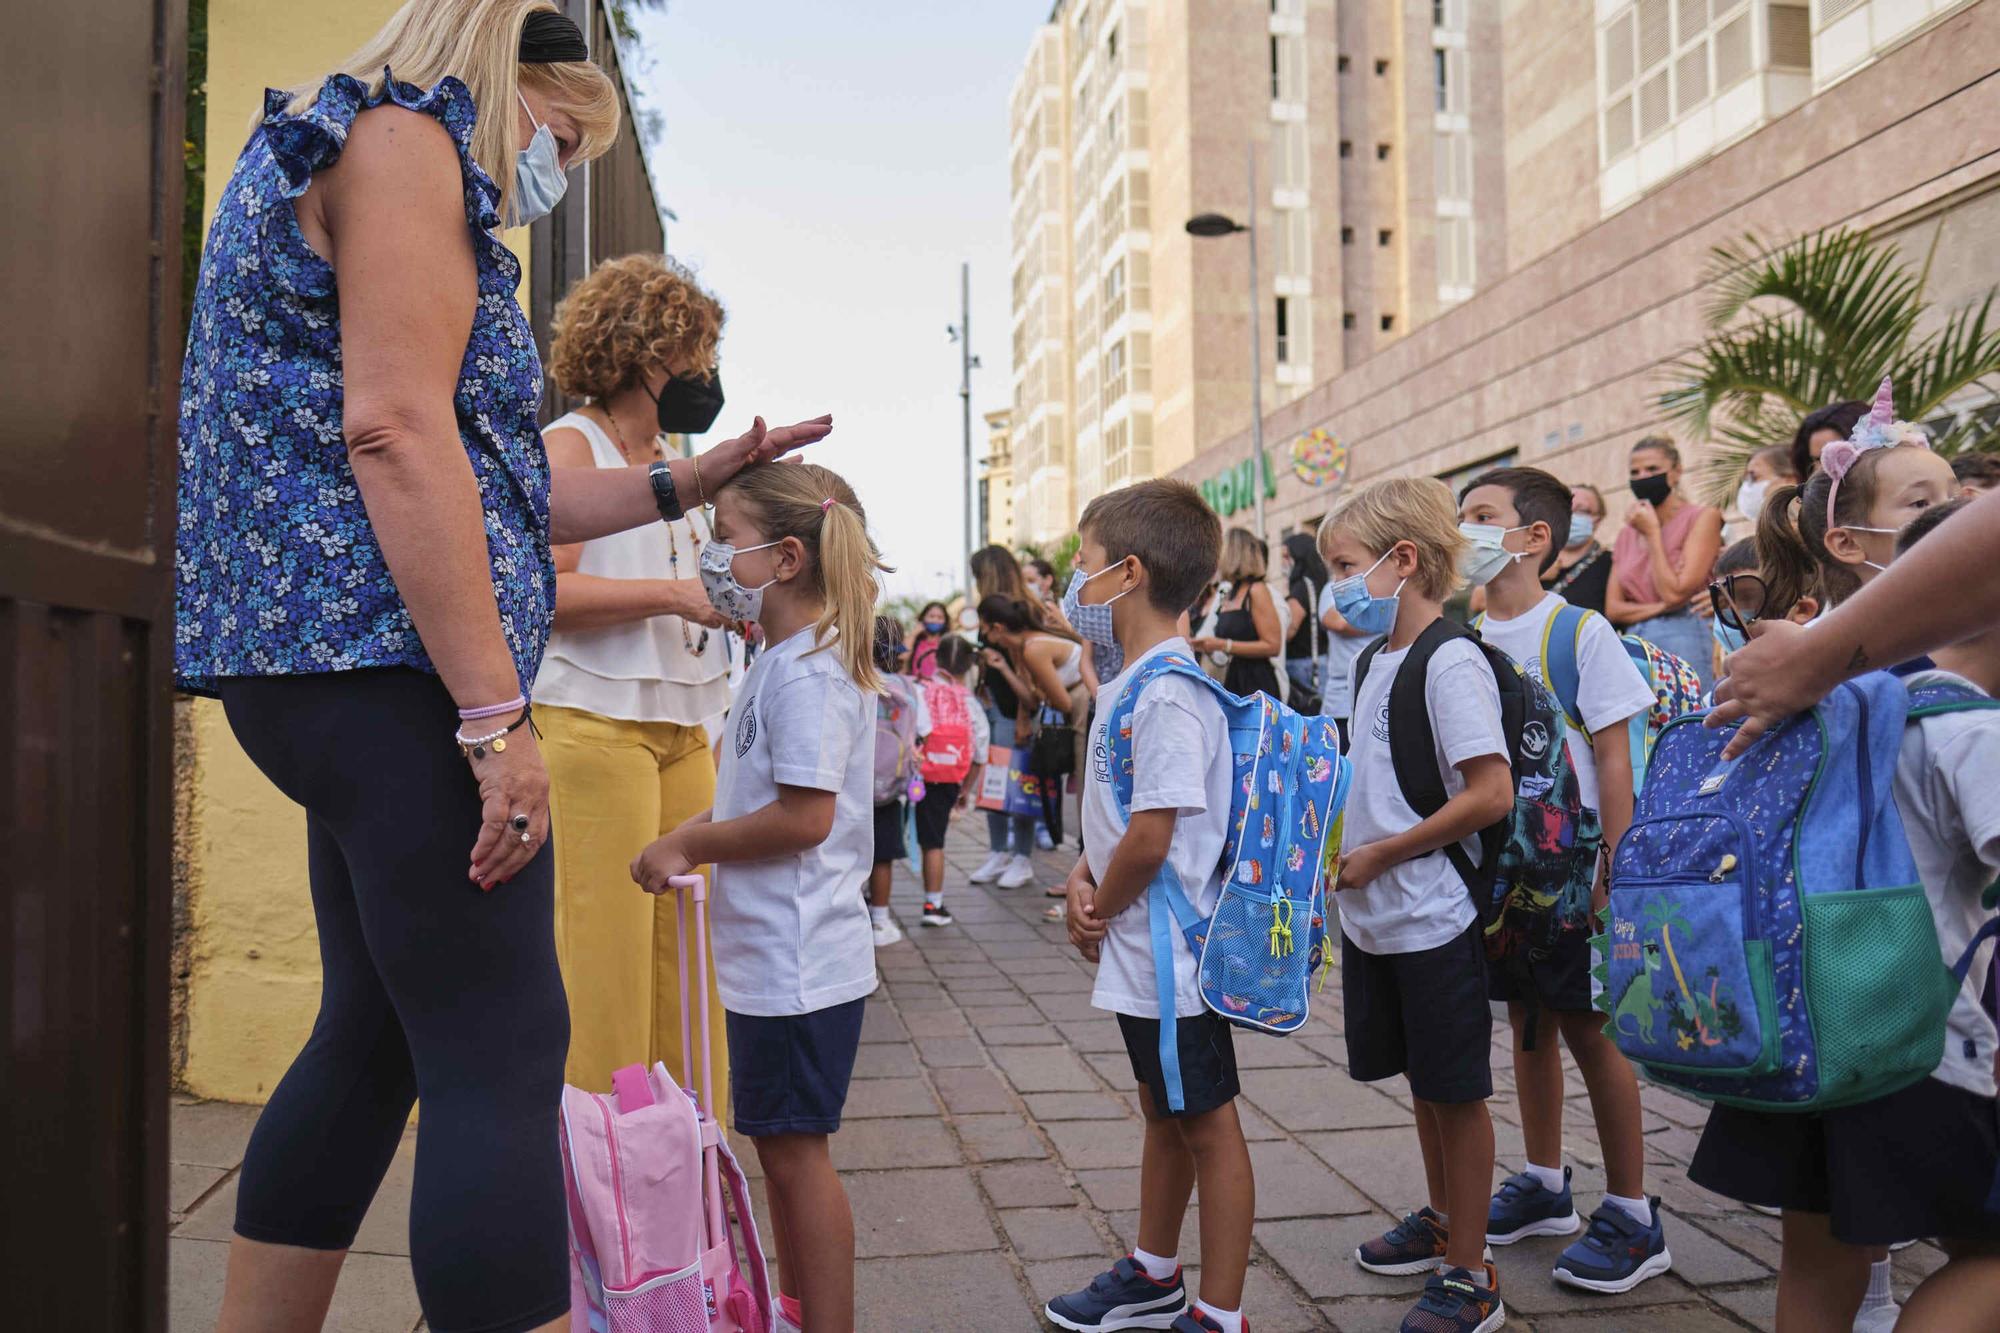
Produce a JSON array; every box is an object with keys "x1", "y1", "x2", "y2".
[
  {"x1": 980, "y1": 1160, "x2": 1077, "y2": 1209},
  {"x1": 1529, "y1": 1303, "x2": 1746, "y2": 1330},
  {"x1": 850, "y1": 1041, "x2": 921, "y2": 1079},
  {"x1": 1088, "y1": 1052, "x2": 1135, "y2": 1086},
  {"x1": 1250, "y1": 1139, "x2": 1373, "y2": 1219},
  {"x1": 963, "y1": 1003, "x2": 1043, "y2": 1026},
  {"x1": 170, "y1": 1099, "x2": 263, "y2": 1170},
  {"x1": 848, "y1": 1168, "x2": 1001, "y2": 1259},
  {"x1": 1022, "y1": 1091, "x2": 1133, "y2": 1121},
  {"x1": 1707, "y1": 1279, "x2": 1777, "y2": 1329},
  {"x1": 959, "y1": 1112, "x2": 1049, "y2": 1162},
  {"x1": 933, "y1": 1066, "x2": 1015, "y2": 1114},
  {"x1": 1003, "y1": 952, "x2": 1087, "y2": 971},
  {"x1": 1640, "y1": 1082, "x2": 1713, "y2": 1129},
  {"x1": 832, "y1": 1116, "x2": 963, "y2": 1171},
  {"x1": 841, "y1": 1076, "x2": 940, "y2": 1118},
  {"x1": 1073, "y1": 1167, "x2": 1140, "y2": 1213},
  {"x1": 1237, "y1": 1101, "x2": 1287, "y2": 1142},
  {"x1": 900, "y1": 1008, "x2": 971, "y2": 1038},
  {"x1": 1240, "y1": 1068, "x2": 1410, "y2": 1132},
  {"x1": 350, "y1": 1136, "x2": 416, "y2": 1255},
  {"x1": 1032, "y1": 992, "x2": 1102, "y2": 1022},
  {"x1": 854, "y1": 1252, "x2": 1039, "y2": 1330},
  {"x1": 858, "y1": 1002, "x2": 908, "y2": 1043},
  {"x1": 168, "y1": 1237, "x2": 231, "y2": 1333},
  {"x1": 172, "y1": 1173, "x2": 241, "y2": 1242},
  {"x1": 934, "y1": 961, "x2": 1005, "y2": 977},
  {"x1": 1680, "y1": 1209, "x2": 1784, "y2": 1271},
  {"x1": 915, "y1": 1035, "x2": 990, "y2": 1068},
  {"x1": 885, "y1": 983, "x2": 945, "y2": 1006},
  {"x1": 1321, "y1": 1294, "x2": 1422, "y2": 1331},
  {"x1": 1293, "y1": 1033, "x2": 1350, "y2": 1065},
  {"x1": 1232, "y1": 1034, "x2": 1329, "y2": 1068},
  {"x1": 171, "y1": 1237, "x2": 422, "y2": 1333},
  {"x1": 1022, "y1": 968, "x2": 1097, "y2": 994},
  {"x1": 1295, "y1": 1128, "x2": 1429, "y2": 1214},
  {"x1": 1256, "y1": 1214, "x2": 1436, "y2": 1301},
  {"x1": 993, "y1": 1044, "x2": 1095, "y2": 1092},
  {"x1": 1661, "y1": 1208, "x2": 1773, "y2": 1285},
  {"x1": 943, "y1": 975, "x2": 1022, "y2": 996},
  {"x1": 1234, "y1": 1261, "x2": 1332, "y2": 1333},
  {"x1": 1055, "y1": 1020, "x2": 1127, "y2": 1054},
  {"x1": 169, "y1": 1164, "x2": 226, "y2": 1219},
  {"x1": 1001, "y1": 1206, "x2": 1105, "y2": 1260},
  {"x1": 1043, "y1": 1119, "x2": 1146, "y2": 1170},
  {"x1": 984, "y1": 1023, "x2": 1064, "y2": 1045}
]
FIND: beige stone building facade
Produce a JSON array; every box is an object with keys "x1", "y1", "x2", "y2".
[
  {"x1": 1006, "y1": 0, "x2": 1508, "y2": 542},
  {"x1": 1174, "y1": 0, "x2": 1999, "y2": 543},
  {"x1": 981, "y1": 408, "x2": 1017, "y2": 549}
]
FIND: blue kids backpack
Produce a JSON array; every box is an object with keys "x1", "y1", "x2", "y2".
[
  {"x1": 1476, "y1": 604, "x2": 1704, "y2": 797},
  {"x1": 1353, "y1": 619, "x2": 1602, "y2": 1042},
  {"x1": 1103, "y1": 652, "x2": 1352, "y2": 1113},
  {"x1": 1593, "y1": 673, "x2": 2000, "y2": 1111}
]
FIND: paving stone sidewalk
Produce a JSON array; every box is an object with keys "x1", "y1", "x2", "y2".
[{"x1": 168, "y1": 829, "x2": 1950, "y2": 1330}]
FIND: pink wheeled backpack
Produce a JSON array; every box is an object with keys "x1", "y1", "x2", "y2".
[{"x1": 560, "y1": 874, "x2": 773, "y2": 1333}]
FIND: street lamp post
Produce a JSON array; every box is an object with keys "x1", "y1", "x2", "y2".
[
  {"x1": 948, "y1": 262, "x2": 981, "y2": 598},
  {"x1": 1185, "y1": 143, "x2": 1267, "y2": 540}
]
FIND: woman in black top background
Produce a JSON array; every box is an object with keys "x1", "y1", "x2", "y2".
[
  {"x1": 1546, "y1": 483, "x2": 1614, "y2": 614},
  {"x1": 1280, "y1": 532, "x2": 1327, "y2": 709},
  {"x1": 1192, "y1": 527, "x2": 1283, "y2": 699}
]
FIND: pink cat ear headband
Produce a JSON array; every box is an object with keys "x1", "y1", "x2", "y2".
[{"x1": 1820, "y1": 375, "x2": 1928, "y2": 528}]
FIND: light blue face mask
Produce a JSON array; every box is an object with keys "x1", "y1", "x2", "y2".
[
  {"x1": 1712, "y1": 619, "x2": 1748, "y2": 658},
  {"x1": 511, "y1": 92, "x2": 568, "y2": 226},
  {"x1": 1567, "y1": 513, "x2": 1597, "y2": 548},
  {"x1": 1330, "y1": 548, "x2": 1404, "y2": 637}
]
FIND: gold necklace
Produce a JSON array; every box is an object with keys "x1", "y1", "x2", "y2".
[{"x1": 598, "y1": 403, "x2": 706, "y2": 657}]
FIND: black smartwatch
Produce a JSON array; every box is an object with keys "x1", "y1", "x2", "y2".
[{"x1": 647, "y1": 460, "x2": 684, "y2": 523}]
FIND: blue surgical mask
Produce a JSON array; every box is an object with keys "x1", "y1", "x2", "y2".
[
  {"x1": 511, "y1": 92, "x2": 568, "y2": 226},
  {"x1": 1713, "y1": 620, "x2": 1748, "y2": 657},
  {"x1": 1329, "y1": 549, "x2": 1404, "y2": 637},
  {"x1": 1061, "y1": 563, "x2": 1131, "y2": 654},
  {"x1": 1567, "y1": 514, "x2": 1596, "y2": 548}
]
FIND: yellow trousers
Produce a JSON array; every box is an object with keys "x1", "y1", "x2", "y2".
[{"x1": 541, "y1": 704, "x2": 729, "y2": 1115}]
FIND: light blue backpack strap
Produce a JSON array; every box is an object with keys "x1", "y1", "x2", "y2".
[
  {"x1": 1542, "y1": 603, "x2": 1589, "y2": 731},
  {"x1": 1149, "y1": 864, "x2": 1207, "y2": 1113}
]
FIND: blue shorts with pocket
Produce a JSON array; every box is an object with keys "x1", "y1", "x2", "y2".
[{"x1": 725, "y1": 997, "x2": 867, "y2": 1137}]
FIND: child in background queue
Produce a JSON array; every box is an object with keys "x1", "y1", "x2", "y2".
[
  {"x1": 909, "y1": 599, "x2": 951, "y2": 679},
  {"x1": 1457, "y1": 468, "x2": 1671, "y2": 1294},
  {"x1": 865, "y1": 616, "x2": 929, "y2": 949},
  {"x1": 631, "y1": 462, "x2": 887, "y2": 1333},
  {"x1": 1690, "y1": 393, "x2": 2000, "y2": 1333},
  {"x1": 1049, "y1": 480, "x2": 1253, "y2": 1333},
  {"x1": 1319, "y1": 478, "x2": 1513, "y2": 1333},
  {"x1": 913, "y1": 635, "x2": 989, "y2": 927}
]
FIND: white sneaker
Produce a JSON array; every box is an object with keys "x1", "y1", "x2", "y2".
[
  {"x1": 872, "y1": 917, "x2": 904, "y2": 948},
  {"x1": 969, "y1": 850, "x2": 1011, "y2": 883},
  {"x1": 1035, "y1": 825, "x2": 1056, "y2": 851},
  {"x1": 997, "y1": 854, "x2": 1035, "y2": 889}
]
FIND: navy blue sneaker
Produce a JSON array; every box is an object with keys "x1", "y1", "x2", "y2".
[
  {"x1": 1485, "y1": 1166, "x2": 1581, "y2": 1245},
  {"x1": 1167, "y1": 1309, "x2": 1244, "y2": 1333},
  {"x1": 1552, "y1": 1197, "x2": 1672, "y2": 1293},
  {"x1": 1401, "y1": 1263, "x2": 1504, "y2": 1333},
  {"x1": 1044, "y1": 1255, "x2": 1190, "y2": 1331}
]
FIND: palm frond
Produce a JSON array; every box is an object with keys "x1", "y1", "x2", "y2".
[
  {"x1": 1890, "y1": 291, "x2": 2000, "y2": 423},
  {"x1": 1700, "y1": 230, "x2": 1925, "y2": 372}
]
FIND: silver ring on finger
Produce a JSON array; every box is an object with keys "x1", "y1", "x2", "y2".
[
  {"x1": 510, "y1": 813, "x2": 530, "y2": 833},
  {"x1": 519, "y1": 830, "x2": 533, "y2": 844}
]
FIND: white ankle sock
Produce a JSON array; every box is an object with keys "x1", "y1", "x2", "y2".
[
  {"x1": 1195, "y1": 1300, "x2": 1243, "y2": 1333},
  {"x1": 924, "y1": 894, "x2": 943, "y2": 909},
  {"x1": 869, "y1": 905, "x2": 889, "y2": 927},
  {"x1": 1861, "y1": 1257, "x2": 1895, "y2": 1309},
  {"x1": 1524, "y1": 1160, "x2": 1566, "y2": 1194},
  {"x1": 1131, "y1": 1247, "x2": 1177, "y2": 1281},
  {"x1": 1604, "y1": 1192, "x2": 1652, "y2": 1226}
]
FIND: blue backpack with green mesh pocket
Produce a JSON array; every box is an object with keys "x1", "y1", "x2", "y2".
[
  {"x1": 1103, "y1": 652, "x2": 1352, "y2": 1112},
  {"x1": 1593, "y1": 672, "x2": 2000, "y2": 1111}
]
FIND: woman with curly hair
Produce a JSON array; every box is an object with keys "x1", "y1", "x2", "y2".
[{"x1": 538, "y1": 252, "x2": 741, "y2": 1100}]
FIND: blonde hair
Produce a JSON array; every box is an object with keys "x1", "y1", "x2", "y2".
[
  {"x1": 1217, "y1": 527, "x2": 1269, "y2": 584},
  {"x1": 550, "y1": 254, "x2": 725, "y2": 400},
  {"x1": 274, "y1": 0, "x2": 620, "y2": 226},
  {"x1": 723, "y1": 464, "x2": 890, "y2": 692},
  {"x1": 1319, "y1": 477, "x2": 1466, "y2": 602}
]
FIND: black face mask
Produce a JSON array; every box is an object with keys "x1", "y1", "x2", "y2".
[
  {"x1": 648, "y1": 371, "x2": 725, "y2": 436},
  {"x1": 1630, "y1": 472, "x2": 1673, "y2": 506}
]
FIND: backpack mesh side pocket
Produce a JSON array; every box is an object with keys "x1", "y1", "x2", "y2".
[{"x1": 1801, "y1": 885, "x2": 1955, "y2": 1109}]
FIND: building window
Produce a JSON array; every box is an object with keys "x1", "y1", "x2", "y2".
[
  {"x1": 1434, "y1": 49, "x2": 1448, "y2": 111},
  {"x1": 1270, "y1": 36, "x2": 1282, "y2": 98},
  {"x1": 1378, "y1": 229, "x2": 1393, "y2": 246},
  {"x1": 1339, "y1": 139, "x2": 1352, "y2": 158},
  {"x1": 1106, "y1": 23, "x2": 1118, "y2": 62},
  {"x1": 1275, "y1": 297, "x2": 1291, "y2": 363},
  {"x1": 1376, "y1": 143, "x2": 1392, "y2": 160},
  {"x1": 1338, "y1": 54, "x2": 1350, "y2": 73},
  {"x1": 1340, "y1": 225, "x2": 1354, "y2": 244},
  {"x1": 1342, "y1": 311, "x2": 1356, "y2": 329},
  {"x1": 1375, "y1": 58, "x2": 1390, "y2": 75},
  {"x1": 1381, "y1": 313, "x2": 1396, "y2": 331}
]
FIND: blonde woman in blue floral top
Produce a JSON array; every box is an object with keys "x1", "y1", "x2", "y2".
[{"x1": 174, "y1": 3, "x2": 829, "y2": 1330}]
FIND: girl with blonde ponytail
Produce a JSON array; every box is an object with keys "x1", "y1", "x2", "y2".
[{"x1": 630, "y1": 461, "x2": 888, "y2": 1332}]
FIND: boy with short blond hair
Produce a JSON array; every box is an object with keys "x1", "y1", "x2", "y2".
[
  {"x1": 1045, "y1": 480, "x2": 1252, "y2": 1333},
  {"x1": 1319, "y1": 477, "x2": 1513, "y2": 1332}
]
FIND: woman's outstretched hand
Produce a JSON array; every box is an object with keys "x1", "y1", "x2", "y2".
[{"x1": 701, "y1": 414, "x2": 833, "y2": 489}]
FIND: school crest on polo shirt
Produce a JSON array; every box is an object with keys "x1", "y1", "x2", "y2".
[{"x1": 735, "y1": 697, "x2": 757, "y2": 756}]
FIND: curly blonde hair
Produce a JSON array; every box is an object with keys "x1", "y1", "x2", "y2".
[{"x1": 549, "y1": 254, "x2": 726, "y2": 400}]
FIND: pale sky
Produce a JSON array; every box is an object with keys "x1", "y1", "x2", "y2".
[{"x1": 625, "y1": 2, "x2": 1038, "y2": 602}]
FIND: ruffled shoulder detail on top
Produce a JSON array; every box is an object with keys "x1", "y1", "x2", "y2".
[{"x1": 259, "y1": 67, "x2": 502, "y2": 233}]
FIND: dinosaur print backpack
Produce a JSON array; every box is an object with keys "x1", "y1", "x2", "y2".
[
  {"x1": 1103, "y1": 651, "x2": 1352, "y2": 1113},
  {"x1": 1594, "y1": 673, "x2": 2000, "y2": 1111}
]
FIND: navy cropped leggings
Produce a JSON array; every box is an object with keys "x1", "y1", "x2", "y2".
[{"x1": 218, "y1": 669, "x2": 570, "y2": 1333}]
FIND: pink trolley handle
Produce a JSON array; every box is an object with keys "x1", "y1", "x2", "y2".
[{"x1": 665, "y1": 873, "x2": 730, "y2": 1262}]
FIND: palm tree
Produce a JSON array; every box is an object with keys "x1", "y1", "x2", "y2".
[
  {"x1": 1640, "y1": 897, "x2": 1697, "y2": 1013},
  {"x1": 1658, "y1": 227, "x2": 2000, "y2": 502}
]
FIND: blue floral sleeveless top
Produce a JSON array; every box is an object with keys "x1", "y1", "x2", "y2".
[{"x1": 176, "y1": 71, "x2": 552, "y2": 695}]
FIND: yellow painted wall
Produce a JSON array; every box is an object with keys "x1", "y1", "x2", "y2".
[{"x1": 182, "y1": 0, "x2": 533, "y2": 1102}]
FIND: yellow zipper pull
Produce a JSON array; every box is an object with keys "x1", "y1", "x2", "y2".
[{"x1": 1709, "y1": 853, "x2": 1739, "y2": 884}]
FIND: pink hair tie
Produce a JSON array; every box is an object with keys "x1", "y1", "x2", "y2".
[
  {"x1": 1823, "y1": 375, "x2": 1927, "y2": 529},
  {"x1": 820, "y1": 497, "x2": 837, "y2": 513}
]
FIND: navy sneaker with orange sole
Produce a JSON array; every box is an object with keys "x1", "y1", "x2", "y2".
[
  {"x1": 1401, "y1": 1262, "x2": 1505, "y2": 1333},
  {"x1": 1044, "y1": 1256, "x2": 1190, "y2": 1332}
]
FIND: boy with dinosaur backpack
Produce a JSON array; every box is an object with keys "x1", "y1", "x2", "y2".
[
  {"x1": 1457, "y1": 467, "x2": 1672, "y2": 1294},
  {"x1": 1320, "y1": 478, "x2": 1515, "y2": 1333}
]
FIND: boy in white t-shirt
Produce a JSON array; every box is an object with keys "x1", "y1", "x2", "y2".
[
  {"x1": 1044, "y1": 481, "x2": 1249, "y2": 1333},
  {"x1": 1457, "y1": 466, "x2": 1671, "y2": 1294},
  {"x1": 1319, "y1": 478, "x2": 1514, "y2": 1331}
]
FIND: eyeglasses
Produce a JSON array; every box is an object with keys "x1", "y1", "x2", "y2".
[{"x1": 1707, "y1": 573, "x2": 1768, "y2": 638}]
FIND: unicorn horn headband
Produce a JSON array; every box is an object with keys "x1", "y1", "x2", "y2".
[{"x1": 1821, "y1": 376, "x2": 1926, "y2": 529}]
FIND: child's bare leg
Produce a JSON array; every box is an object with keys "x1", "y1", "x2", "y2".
[
  {"x1": 756, "y1": 1134, "x2": 855, "y2": 1333},
  {"x1": 1419, "y1": 1097, "x2": 1496, "y2": 1271},
  {"x1": 1775, "y1": 1210, "x2": 1869, "y2": 1333},
  {"x1": 921, "y1": 848, "x2": 944, "y2": 900},
  {"x1": 1134, "y1": 1083, "x2": 1196, "y2": 1261},
  {"x1": 1556, "y1": 1009, "x2": 1646, "y2": 1199},
  {"x1": 1180, "y1": 1100, "x2": 1254, "y2": 1310},
  {"x1": 1414, "y1": 1100, "x2": 1449, "y2": 1215},
  {"x1": 761, "y1": 1170, "x2": 796, "y2": 1302},
  {"x1": 1898, "y1": 1238, "x2": 2000, "y2": 1332},
  {"x1": 1510, "y1": 1001, "x2": 1565, "y2": 1171},
  {"x1": 867, "y1": 862, "x2": 892, "y2": 911}
]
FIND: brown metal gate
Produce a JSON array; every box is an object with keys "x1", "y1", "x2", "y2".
[{"x1": 0, "y1": 0, "x2": 186, "y2": 1325}]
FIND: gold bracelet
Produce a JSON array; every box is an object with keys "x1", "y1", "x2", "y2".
[{"x1": 692, "y1": 452, "x2": 709, "y2": 508}]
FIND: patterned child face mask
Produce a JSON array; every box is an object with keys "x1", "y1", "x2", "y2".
[
  {"x1": 699, "y1": 538, "x2": 783, "y2": 623},
  {"x1": 1060, "y1": 562, "x2": 1132, "y2": 653}
]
